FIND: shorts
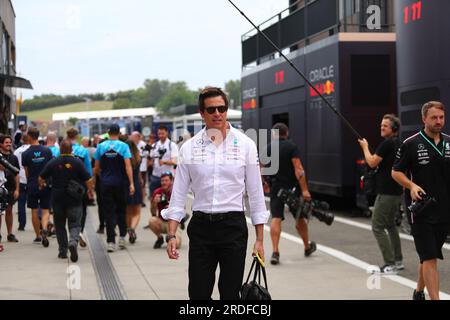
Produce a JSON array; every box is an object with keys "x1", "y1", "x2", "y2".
[
  {"x1": 27, "y1": 187, "x2": 51, "y2": 210},
  {"x1": 270, "y1": 187, "x2": 300, "y2": 220},
  {"x1": 411, "y1": 223, "x2": 450, "y2": 263}
]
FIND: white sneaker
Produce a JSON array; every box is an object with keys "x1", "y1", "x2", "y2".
[
  {"x1": 378, "y1": 264, "x2": 398, "y2": 275},
  {"x1": 107, "y1": 243, "x2": 116, "y2": 253},
  {"x1": 119, "y1": 237, "x2": 126, "y2": 250}
]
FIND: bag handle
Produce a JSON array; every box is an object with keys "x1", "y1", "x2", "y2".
[{"x1": 245, "y1": 258, "x2": 257, "y2": 284}]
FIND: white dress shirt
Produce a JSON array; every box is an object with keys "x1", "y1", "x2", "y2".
[
  {"x1": 162, "y1": 124, "x2": 269, "y2": 226},
  {"x1": 13, "y1": 144, "x2": 30, "y2": 184}
]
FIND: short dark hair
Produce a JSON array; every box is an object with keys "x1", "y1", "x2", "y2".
[
  {"x1": 272, "y1": 123, "x2": 289, "y2": 138},
  {"x1": 158, "y1": 125, "x2": 169, "y2": 132},
  {"x1": 66, "y1": 128, "x2": 79, "y2": 140},
  {"x1": 198, "y1": 87, "x2": 229, "y2": 111},
  {"x1": 383, "y1": 114, "x2": 400, "y2": 133},
  {"x1": 59, "y1": 139, "x2": 73, "y2": 155},
  {"x1": 0, "y1": 134, "x2": 12, "y2": 144},
  {"x1": 27, "y1": 127, "x2": 40, "y2": 141}
]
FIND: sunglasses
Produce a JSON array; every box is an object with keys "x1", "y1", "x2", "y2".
[{"x1": 204, "y1": 106, "x2": 228, "y2": 114}]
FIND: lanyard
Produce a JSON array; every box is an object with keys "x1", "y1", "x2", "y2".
[{"x1": 419, "y1": 132, "x2": 445, "y2": 157}]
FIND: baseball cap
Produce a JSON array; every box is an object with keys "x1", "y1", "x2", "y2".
[{"x1": 108, "y1": 124, "x2": 121, "y2": 135}]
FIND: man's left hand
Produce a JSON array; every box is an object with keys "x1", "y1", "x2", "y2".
[
  {"x1": 253, "y1": 240, "x2": 265, "y2": 262},
  {"x1": 13, "y1": 190, "x2": 19, "y2": 200}
]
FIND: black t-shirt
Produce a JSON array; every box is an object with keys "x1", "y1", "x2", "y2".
[
  {"x1": 393, "y1": 130, "x2": 450, "y2": 224},
  {"x1": 265, "y1": 139, "x2": 302, "y2": 191},
  {"x1": 40, "y1": 155, "x2": 91, "y2": 206},
  {"x1": 22, "y1": 145, "x2": 53, "y2": 187},
  {"x1": 375, "y1": 137, "x2": 402, "y2": 196},
  {"x1": 1, "y1": 152, "x2": 19, "y2": 192}
]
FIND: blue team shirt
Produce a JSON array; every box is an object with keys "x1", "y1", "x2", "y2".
[
  {"x1": 49, "y1": 145, "x2": 60, "y2": 158},
  {"x1": 72, "y1": 143, "x2": 92, "y2": 176},
  {"x1": 94, "y1": 140, "x2": 131, "y2": 187},
  {"x1": 22, "y1": 145, "x2": 53, "y2": 187}
]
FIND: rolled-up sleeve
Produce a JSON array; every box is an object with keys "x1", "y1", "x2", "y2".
[
  {"x1": 245, "y1": 140, "x2": 270, "y2": 226},
  {"x1": 161, "y1": 147, "x2": 191, "y2": 222}
]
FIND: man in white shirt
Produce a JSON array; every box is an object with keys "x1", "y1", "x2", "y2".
[
  {"x1": 162, "y1": 87, "x2": 269, "y2": 300},
  {"x1": 148, "y1": 126, "x2": 178, "y2": 198},
  {"x1": 13, "y1": 133, "x2": 30, "y2": 231}
]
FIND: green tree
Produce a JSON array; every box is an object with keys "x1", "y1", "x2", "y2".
[
  {"x1": 68, "y1": 117, "x2": 79, "y2": 126},
  {"x1": 156, "y1": 82, "x2": 197, "y2": 114},
  {"x1": 225, "y1": 80, "x2": 241, "y2": 108},
  {"x1": 113, "y1": 98, "x2": 131, "y2": 109}
]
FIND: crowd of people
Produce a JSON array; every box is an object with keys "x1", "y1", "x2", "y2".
[{"x1": 0, "y1": 124, "x2": 185, "y2": 260}]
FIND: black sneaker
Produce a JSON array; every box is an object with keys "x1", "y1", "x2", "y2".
[
  {"x1": 128, "y1": 229, "x2": 137, "y2": 244},
  {"x1": 33, "y1": 237, "x2": 43, "y2": 245},
  {"x1": 180, "y1": 214, "x2": 190, "y2": 230},
  {"x1": 270, "y1": 252, "x2": 280, "y2": 265},
  {"x1": 413, "y1": 290, "x2": 426, "y2": 300},
  {"x1": 69, "y1": 244, "x2": 78, "y2": 263},
  {"x1": 97, "y1": 227, "x2": 105, "y2": 234},
  {"x1": 58, "y1": 252, "x2": 68, "y2": 259},
  {"x1": 153, "y1": 236, "x2": 164, "y2": 249},
  {"x1": 79, "y1": 233, "x2": 87, "y2": 248},
  {"x1": 141, "y1": 203, "x2": 146, "y2": 208},
  {"x1": 7, "y1": 234, "x2": 19, "y2": 243},
  {"x1": 304, "y1": 241, "x2": 317, "y2": 257},
  {"x1": 41, "y1": 230, "x2": 50, "y2": 248},
  {"x1": 18, "y1": 226, "x2": 25, "y2": 232}
]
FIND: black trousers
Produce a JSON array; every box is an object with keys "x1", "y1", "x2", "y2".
[
  {"x1": 101, "y1": 185, "x2": 128, "y2": 244},
  {"x1": 80, "y1": 193, "x2": 88, "y2": 233},
  {"x1": 53, "y1": 202, "x2": 82, "y2": 254},
  {"x1": 187, "y1": 213, "x2": 248, "y2": 300}
]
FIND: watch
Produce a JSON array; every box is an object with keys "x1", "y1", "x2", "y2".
[{"x1": 165, "y1": 234, "x2": 176, "y2": 242}]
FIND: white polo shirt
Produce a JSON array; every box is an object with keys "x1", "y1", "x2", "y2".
[
  {"x1": 162, "y1": 124, "x2": 269, "y2": 226},
  {"x1": 151, "y1": 139, "x2": 179, "y2": 177}
]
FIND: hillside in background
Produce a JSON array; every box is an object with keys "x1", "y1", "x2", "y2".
[{"x1": 22, "y1": 101, "x2": 114, "y2": 122}]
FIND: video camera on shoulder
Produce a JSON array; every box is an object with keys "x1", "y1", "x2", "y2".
[
  {"x1": 0, "y1": 153, "x2": 19, "y2": 175},
  {"x1": 408, "y1": 192, "x2": 436, "y2": 218},
  {"x1": 277, "y1": 188, "x2": 334, "y2": 226}
]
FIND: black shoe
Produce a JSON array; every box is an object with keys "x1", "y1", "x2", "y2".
[
  {"x1": 270, "y1": 252, "x2": 280, "y2": 265},
  {"x1": 413, "y1": 290, "x2": 426, "y2": 300},
  {"x1": 7, "y1": 234, "x2": 19, "y2": 243},
  {"x1": 128, "y1": 229, "x2": 137, "y2": 244},
  {"x1": 153, "y1": 236, "x2": 164, "y2": 249},
  {"x1": 58, "y1": 252, "x2": 68, "y2": 259},
  {"x1": 79, "y1": 233, "x2": 87, "y2": 248},
  {"x1": 180, "y1": 214, "x2": 190, "y2": 230},
  {"x1": 141, "y1": 203, "x2": 146, "y2": 208},
  {"x1": 97, "y1": 227, "x2": 105, "y2": 234},
  {"x1": 41, "y1": 230, "x2": 50, "y2": 248},
  {"x1": 18, "y1": 226, "x2": 25, "y2": 232},
  {"x1": 69, "y1": 244, "x2": 78, "y2": 263},
  {"x1": 304, "y1": 241, "x2": 317, "y2": 257}
]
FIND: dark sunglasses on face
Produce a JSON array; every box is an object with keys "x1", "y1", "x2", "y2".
[{"x1": 204, "y1": 106, "x2": 228, "y2": 114}]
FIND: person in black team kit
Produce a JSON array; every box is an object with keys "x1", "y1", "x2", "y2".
[
  {"x1": 94, "y1": 124, "x2": 134, "y2": 253},
  {"x1": 39, "y1": 140, "x2": 93, "y2": 262},
  {"x1": 392, "y1": 101, "x2": 450, "y2": 300},
  {"x1": 358, "y1": 114, "x2": 404, "y2": 274},
  {"x1": 22, "y1": 128, "x2": 53, "y2": 247}
]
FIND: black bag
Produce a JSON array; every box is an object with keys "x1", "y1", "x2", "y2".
[
  {"x1": 240, "y1": 256, "x2": 271, "y2": 301},
  {"x1": 66, "y1": 179, "x2": 85, "y2": 202},
  {"x1": 363, "y1": 166, "x2": 378, "y2": 199}
]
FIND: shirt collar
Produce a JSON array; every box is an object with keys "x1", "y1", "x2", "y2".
[
  {"x1": 201, "y1": 122, "x2": 236, "y2": 144},
  {"x1": 421, "y1": 129, "x2": 443, "y2": 146}
]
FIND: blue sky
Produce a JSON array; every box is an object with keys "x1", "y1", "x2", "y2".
[{"x1": 13, "y1": 0, "x2": 287, "y2": 99}]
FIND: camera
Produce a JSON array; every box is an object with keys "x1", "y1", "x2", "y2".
[
  {"x1": 0, "y1": 186, "x2": 9, "y2": 213},
  {"x1": 0, "y1": 153, "x2": 19, "y2": 175},
  {"x1": 160, "y1": 192, "x2": 169, "y2": 207},
  {"x1": 143, "y1": 144, "x2": 155, "y2": 153},
  {"x1": 408, "y1": 192, "x2": 436, "y2": 217},
  {"x1": 277, "y1": 188, "x2": 334, "y2": 226}
]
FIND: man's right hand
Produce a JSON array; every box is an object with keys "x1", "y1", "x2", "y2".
[
  {"x1": 410, "y1": 184, "x2": 426, "y2": 201},
  {"x1": 302, "y1": 190, "x2": 312, "y2": 202},
  {"x1": 166, "y1": 238, "x2": 179, "y2": 260},
  {"x1": 154, "y1": 194, "x2": 161, "y2": 204}
]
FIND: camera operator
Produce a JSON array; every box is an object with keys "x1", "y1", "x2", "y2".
[
  {"x1": 131, "y1": 132, "x2": 148, "y2": 207},
  {"x1": 148, "y1": 171, "x2": 181, "y2": 249},
  {"x1": 265, "y1": 123, "x2": 316, "y2": 265},
  {"x1": 0, "y1": 135, "x2": 20, "y2": 243},
  {"x1": 358, "y1": 114, "x2": 404, "y2": 274},
  {"x1": 392, "y1": 101, "x2": 450, "y2": 300},
  {"x1": 148, "y1": 126, "x2": 178, "y2": 198}
]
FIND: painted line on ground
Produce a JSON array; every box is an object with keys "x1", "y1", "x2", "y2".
[{"x1": 245, "y1": 217, "x2": 450, "y2": 299}]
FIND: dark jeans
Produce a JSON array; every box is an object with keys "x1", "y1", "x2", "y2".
[
  {"x1": 53, "y1": 202, "x2": 82, "y2": 254},
  {"x1": 102, "y1": 185, "x2": 127, "y2": 244},
  {"x1": 18, "y1": 183, "x2": 27, "y2": 228},
  {"x1": 187, "y1": 213, "x2": 248, "y2": 300}
]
